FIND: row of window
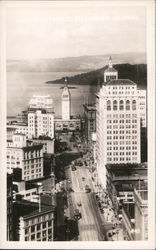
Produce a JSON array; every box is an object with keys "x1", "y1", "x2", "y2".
[
  {"x1": 107, "y1": 86, "x2": 135, "y2": 90},
  {"x1": 107, "y1": 152, "x2": 134, "y2": 156},
  {"x1": 107, "y1": 100, "x2": 136, "y2": 111},
  {"x1": 25, "y1": 214, "x2": 53, "y2": 227},
  {"x1": 107, "y1": 119, "x2": 137, "y2": 123},
  {"x1": 106, "y1": 137, "x2": 137, "y2": 144},
  {"x1": 107, "y1": 134, "x2": 138, "y2": 140},
  {"x1": 107, "y1": 156, "x2": 138, "y2": 162},
  {"x1": 24, "y1": 173, "x2": 42, "y2": 180},
  {"x1": 24, "y1": 168, "x2": 42, "y2": 175},
  {"x1": 24, "y1": 151, "x2": 41, "y2": 159},
  {"x1": 107, "y1": 114, "x2": 137, "y2": 118},
  {"x1": 107, "y1": 129, "x2": 137, "y2": 134}
]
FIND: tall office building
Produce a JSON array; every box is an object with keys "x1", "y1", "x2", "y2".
[
  {"x1": 96, "y1": 57, "x2": 146, "y2": 187},
  {"x1": 62, "y1": 79, "x2": 71, "y2": 121},
  {"x1": 28, "y1": 110, "x2": 54, "y2": 139},
  {"x1": 7, "y1": 134, "x2": 44, "y2": 181}
]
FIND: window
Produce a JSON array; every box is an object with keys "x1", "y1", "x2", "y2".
[
  {"x1": 132, "y1": 100, "x2": 136, "y2": 110},
  {"x1": 126, "y1": 100, "x2": 130, "y2": 110},
  {"x1": 113, "y1": 100, "x2": 117, "y2": 111},
  {"x1": 119, "y1": 100, "x2": 124, "y2": 110},
  {"x1": 31, "y1": 234, "x2": 35, "y2": 241},
  {"x1": 37, "y1": 224, "x2": 41, "y2": 231},
  {"x1": 31, "y1": 225, "x2": 35, "y2": 233},
  {"x1": 43, "y1": 222, "x2": 46, "y2": 229},
  {"x1": 107, "y1": 100, "x2": 111, "y2": 111}
]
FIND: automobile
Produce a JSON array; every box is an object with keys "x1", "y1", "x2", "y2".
[
  {"x1": 82, "y1": 176, "x2": 85, "y2": 181},
  {"x1": 74, "y1": 209, "x2": 81, "y2": 220},
  {"x1": 77, "y1": 162, "x2": 83, "y2": 166},
  {"x1": 100, "y1": 208, "x2": 104, "y2": 213},
  {"x1": 85, "y1": 185, "x2": 90, "y2": 193},
  {"x1": 72, "y1": 166, "x2": 76, "y2": 171},
  {"x1": 77, "y1": 202, "x2": 81, "y2": 206}
]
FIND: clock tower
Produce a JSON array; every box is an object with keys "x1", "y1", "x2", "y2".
[{"x1": 62, "y1": 78, "x2": 70, "y2": 121}]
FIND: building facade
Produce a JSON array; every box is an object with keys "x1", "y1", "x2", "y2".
[
  {"x1": 28, "y1": 110, "x2": 54, "y2": 139},
  {"x1": 54, "y1": 117, "x2": 81, "y2": 132},
  {"x1": 134, "y1": 187, "x2": 148, "y2": 240},
  {"x1": 96, "y1": 57, "x2": 146, "y2": 187},
  {"x1": 7, "y1": 123, "x2": 28, "y2": 139},
  {"x1": 106, "y1": 163, "x2": 147, "y2": 214},
  {"x1": 83, "y1": 104, "x2": 96, "y2": 142},
  {"x1": 7, "y1": 134, "x2": 44, "y2": 181}
]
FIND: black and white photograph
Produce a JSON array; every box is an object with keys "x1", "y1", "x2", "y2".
[{"x1": 0, "y1": 0, "x2": 155, "y2": 249}]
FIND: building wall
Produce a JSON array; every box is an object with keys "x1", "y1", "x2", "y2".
[
  {"x1": 96, "y1": 83, "x2": 143, "y2": 187},
  {"x1": 28, "y1": 111, "x2": 54, "y2": 139},
  {"x1": 19, "y1": 210, "x2": 54, "y2": 241},
  {"x1": 83, "y1": 105, "x2": 96, "y2": 142},
  {"x1": 7, "y1": 124, "x2": 28, "y2": 139},
  {"x1": 134, "y1": 189, "x2": 148, "y2": 240},
  {"x1": 32, "y1": 138, "x2": 54, "y2": 154},
  {"x1": 54, "y1": 119, "x2": 81, "y2": 132},
  {"x1": 7, "y1": 135, "x2": 44, "y2": 181}
]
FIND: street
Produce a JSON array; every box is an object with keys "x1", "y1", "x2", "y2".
[{"x1": 65, "y1": 164, "x2": 107, "y2": 241}]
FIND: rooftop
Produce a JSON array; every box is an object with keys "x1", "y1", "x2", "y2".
[
  {"x1": 105, "y1": 67, "x2": 117, "y2": 73},
  {"x1": 106, "y1": 79, "x2": 136, "y2": 86},
  {"x1": 106, "y1": 163, "x2": 147, "y2": 177}
]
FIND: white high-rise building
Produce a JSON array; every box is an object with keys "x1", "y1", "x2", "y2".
[
  {"x1": 96, "y1": 57, "x2": 146, "y2": 187},
  {"x1": 62, "y1": 79, "x2": 70, "y2": 121},
  {"x1": 28, "y1": 110, "x2": 54, "y2": 139},
  {"x1": 7, "y1": 134, "x2": 44, "y2": 181}
]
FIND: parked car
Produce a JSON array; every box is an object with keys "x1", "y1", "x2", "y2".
[
  {"x1": 77, "y1": 202, "x2": 81, "y2": 207},
  {"x1": 74, "y1": 209, "x2": 81, "y2": 220},
  {"x1": 85, "y1": 185, "x2": 90, "y2": 193}
]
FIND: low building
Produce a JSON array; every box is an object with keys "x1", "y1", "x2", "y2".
[
  {"x1": 54, "y1": 116, "x2": 81, "y2": 132},
  {"x1": 13, "y1": 181, "x2": 43, "y2": 203},
  {"x1": 83, "y1": 103, "x2": 96, "y2": 142},
  {"x1": 134, "y1": 186, "x2": 148, "y2": 240},
  {"x1": 7, "y1": 122, "x2": 28, "y2": 139},
  {"x1": 7, "y1": 134, "x2": 44, "y2": 181},
  {"x1": 32, "y1": 136, "x2": 54, "y2": 155},
  {"x1": 106, "y1": 163, "x2": 147, "y2": 214},
  {"x1": 13, "y1": 197, "x2": 55, "y2": 241}
]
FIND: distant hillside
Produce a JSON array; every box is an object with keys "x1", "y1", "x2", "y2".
[
  {"x1": 7, "y1": 52, "x2": 146, "y2": 72},
  {"x1": 46, "y1": 64, "x2": 147, "y2": 89}
]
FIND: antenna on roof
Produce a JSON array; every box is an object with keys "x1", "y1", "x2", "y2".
[{"x1": 64, "y1": 77, "x2": 68, "y2": 87}]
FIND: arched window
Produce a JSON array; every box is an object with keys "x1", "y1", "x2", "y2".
[
  {"x1": 107, "y1": 100, "x2": 111, "y2": 111},
  {"x1": 132, "y1": 100, "x2": 136, "y2": 110},
  {"x1": 126, "y1": 100, "x2": 130, "y2": 110},
  {"x1": 119, "y1": 100, "x2": 124, "y2": 110},
  {"x1": 113, "y1": 100, "x2": 117, "y2": 111}
]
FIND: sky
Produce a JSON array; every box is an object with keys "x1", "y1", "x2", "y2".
[{"x1": 6, "y1": 3, "x2": 146, "y2": 60}]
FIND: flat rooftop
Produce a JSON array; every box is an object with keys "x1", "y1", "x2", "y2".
[{"x1": 106, "y1": 163, "x2": 147, "y2": 177}]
